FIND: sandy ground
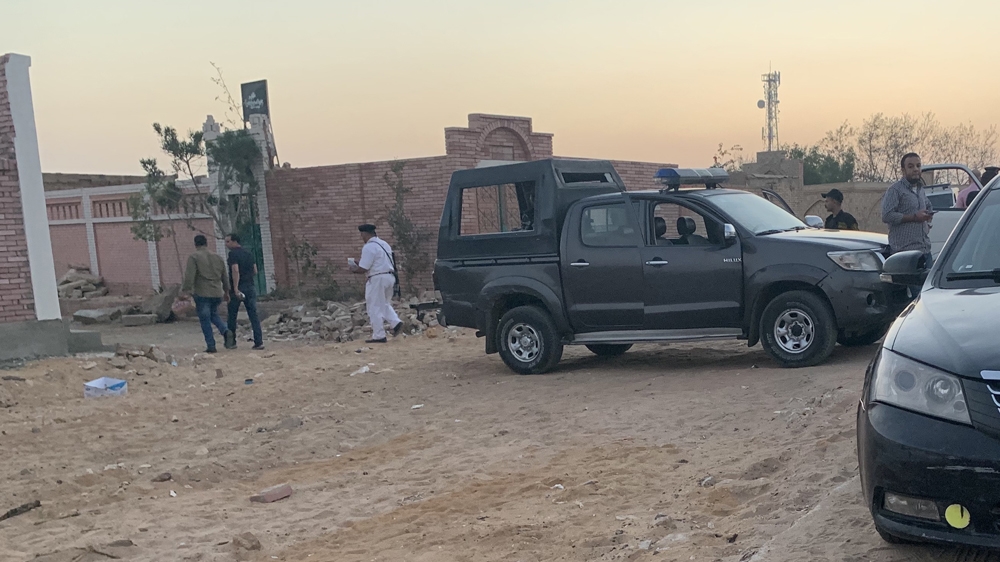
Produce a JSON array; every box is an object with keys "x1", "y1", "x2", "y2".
[{"x1": 0, "y1": 320, "x2": 996, "y2": 562}]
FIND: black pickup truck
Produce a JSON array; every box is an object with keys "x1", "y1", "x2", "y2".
[{"x1": 433, "y1": 159, "x2": 909, "y2": 374}]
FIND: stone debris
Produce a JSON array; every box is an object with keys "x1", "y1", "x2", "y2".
[
  {"x1": 250, "y1": 483, "x2": 293, "y2": 503},
  {"x1": 58, "y1": 267, "x2": 109, "y2": 300},
  {"x1": 241, "y1": 292, "x2": 448, "y2": 344},
  {"x1": 140, "y1": 285, "x2": 181, "y2": 322},
  {"x1": 73, "y1": 308, "x2": 123, "y2": 325}
]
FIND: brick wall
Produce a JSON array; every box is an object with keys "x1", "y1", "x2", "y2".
[
  {"x1": 0, "y1": 55, "x2": 35, "y2": 323},
  {"x1": 43, "y1": 172, "x2": 147, "y2": 192}
]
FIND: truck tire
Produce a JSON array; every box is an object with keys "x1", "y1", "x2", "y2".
[
  {"x1": 496, "y1": 306, "x2": 563, "y2": 375},
  {"x1": 837, "y1": 324, "x2": 889, "y2": 347},
  {"x1": 585, "y1": 344, "x2": 632, "y2": 357},
  {"x1": 760, "y1": 291, "x2": 837, "y2": 368}
]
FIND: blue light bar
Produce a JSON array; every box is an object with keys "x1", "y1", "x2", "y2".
[{"x1": 655, "y1": 167, "x2": 729, "y2": 188}]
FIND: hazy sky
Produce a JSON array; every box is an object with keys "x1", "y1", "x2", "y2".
[{"x1": 5, "y1": 0, "x2": 1000, "y2": 174}]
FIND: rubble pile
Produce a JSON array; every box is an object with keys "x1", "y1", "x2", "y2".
[
  {"x1": 58, "y1": 266, "x2": 108, "y2": 299},
  {"x1": 247, "y1": 291, "x2": 447, "y2": 343}
]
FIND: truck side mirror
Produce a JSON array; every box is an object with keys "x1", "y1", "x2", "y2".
[
  {"x1": 804, "y1": 215, "x2": 824, "y2": 229},
  {"x1": 723, "y1": 223, "x2": 737, "y2": 245},
  {"x1": 879, "y1": 250, "x2": 930, "y2": 286}
]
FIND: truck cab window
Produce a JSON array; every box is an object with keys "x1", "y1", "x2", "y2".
[
  {"x1": 582, "y1": 203, "x2": 635, "y2": 247},
  {"x1": 651, "y1": 202, "x2": 722, "y2": 246},
  {"x1": 459, "y1": 181, "x2": 536, "y2": 236}
]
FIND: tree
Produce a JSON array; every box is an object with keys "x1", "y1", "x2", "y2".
[
  {"x1": 784, "y1": 142, "x2": 855, "y2": 185},
  {"x1": 382, "y1": 161, "x2": 430, "y2": 295},
  {"x1": 711, "y1": 143, "x2": 749, "y2": 171}
]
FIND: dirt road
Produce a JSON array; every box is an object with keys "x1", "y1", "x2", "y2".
[{"x1": 0, "y1": 326, "x2": 995, "y2": 561}]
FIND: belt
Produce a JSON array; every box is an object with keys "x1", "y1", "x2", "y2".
[{"x1": 367, "y1": 271, "x2": 394, "y2": 279}]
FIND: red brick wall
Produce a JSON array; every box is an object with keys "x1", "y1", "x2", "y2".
[
  {"x1": 0, "y1": 54, "x2": 36, "y2": 323},
  {"x1": 93, "y1": 222, "x2": 151, "y2": 295},
  {"x1": 156, "y1": 219, "x2": 214, "y2": 287},
  {"x1": 49, "y1": 224, "x2": 88, "y2": 277}
]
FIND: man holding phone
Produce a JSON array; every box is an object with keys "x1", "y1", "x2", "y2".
[{"x1": 881, "y1": 152, "x2": 935, "y2": 295}]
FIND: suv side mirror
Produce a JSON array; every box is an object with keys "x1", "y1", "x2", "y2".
[
  {"x1": 804, "y1": 215, "x2": 824, "y2": 229},
  {"x1": 879, "y1": 250, "x2": 931, "y2": 286},
  {"x1": 723, "y1": 223, "x2": 737, "y2": 245}
]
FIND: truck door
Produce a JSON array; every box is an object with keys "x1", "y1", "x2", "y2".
[
  {"x1": 640, "y1": 199, "x2": 743, "y2": 330},
  {"x1": 561, "y1": 198, "x2": 644, "y2": 331}
]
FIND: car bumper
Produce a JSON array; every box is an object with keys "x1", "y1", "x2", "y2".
[
  {"x1": 857, "y1": 401, "x2": 1000, "y2": 547},
  {"x1": 821, "y1": 271, "x2": 909, "y2": 333}
]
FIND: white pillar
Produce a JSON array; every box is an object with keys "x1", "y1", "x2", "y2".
[
  {"x1": 249, "y1": 114, "x2": 277, "y2": 292},
  {"x1": 80, "y1": 193, "x2": 99, "y2": 276},
  {"x1": 147, "y1": 240, "x2": 161, "y2": 292},
  {"x1": 5, "y1": 54, "x2": 60, "y2": 321}
]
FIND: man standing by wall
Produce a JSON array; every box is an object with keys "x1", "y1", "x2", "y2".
[
  {"x1": 348, "y1": 224, "x2": 403, "y2": 343},
  {"x1": 182, "y1": 235, "x2": 232, "y2": 353},
  {"x1": 821, "y1": 189, "x2": 859, "y2": 230},
  {"x1": 224, "y1": 233, "x2": 264, "y2": 350},
  {"x1": 881, "y1": 152, "x2": 934, "y2": 295}
]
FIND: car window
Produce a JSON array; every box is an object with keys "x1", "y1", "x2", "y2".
[
  {"x1": 940, "y1": 188, "x2": 1000, "y2": 287},
  {"x1": 581, "y1": 203, "x2": 637, "y2": 247},
  {"x1": 707, "y1": 192, "x2": 806, "y2": 234},
  {"x1": 459, "y1": 181, "x2": 535, "y2": 236},
  {"x1": 650, "y1": 202, "x2": 723, "y2": 246}
]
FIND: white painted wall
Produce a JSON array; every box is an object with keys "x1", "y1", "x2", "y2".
[{"x1": 5, "y1": 54, "x2": 60, "y2": 321}]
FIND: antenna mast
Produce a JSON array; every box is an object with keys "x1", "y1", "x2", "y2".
[{"x1": 758, "y1": 69, "x2": 781, "y2": 151}]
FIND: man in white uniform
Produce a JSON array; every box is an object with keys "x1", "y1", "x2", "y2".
[{"x1": 349, "y1": 224, "x2": 403, "y2": 343}]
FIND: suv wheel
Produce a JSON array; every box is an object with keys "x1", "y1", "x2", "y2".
[
  {"x1": 760, "y1": 291, "x2": 836, "y2": 367},
  {"x1": 585, "y1": 344, "x2": 632, "y2": 357},
  {"x1": 837, "y1": 324, "x2": 889, "y2": 347},
  {"x1": 497, "y1": 306, "x2": 563, "y2": 375}
]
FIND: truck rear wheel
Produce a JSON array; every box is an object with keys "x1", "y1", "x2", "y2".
[
  {"x1": 760, "y1": 291, "x2": 837, "y2": 368},
  {"x1": 585, "y1": 344, "x2": 632, "y2": 357},
  {"x1": 497, "y1": 306, "x2": 563, "y2": 375}
]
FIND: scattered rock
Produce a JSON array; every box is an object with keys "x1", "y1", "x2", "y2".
[
  {"x1": 122, "y1": 314, "x2": 157, "y2": 327},
  {"x1": 233, "y1": 531, "x2": 262, "y2": 551},
  {"x1": 250, "y1": 483, "x2": 293, "y2": 504},
  {"x1": 151, "y1": 472, "x2": 172, "y2": 483},
  {"x1": 31, "y1": 427, "x2": 41, "y2": 434},
  {"x1": 195, "y1": 447, "x2": 209, "y2": 457},
  {"x1": 638, "y1": 540, "x2": 652, "y2": 550},
  {"x1": 171, "y1": 415, "x2": 179, "y2": 423},
  {"x1": 2, "y1": 376, "x2": 26, "y2": 382},
  {"x1": 109, "y1": 357, "x2": 128, "y2": 369},
  {"x1": 699, "y1": 476, "x2": 715, "y2": 487},
  {"x1": 73, "y1": 308, "x2": 122, "y2": 325},
  {"x1": 81, "y1": 362, "x2": 97, "y2": 371},
  {"x1": 107, "y1": 539, "x2": 135, "y2": 548}
]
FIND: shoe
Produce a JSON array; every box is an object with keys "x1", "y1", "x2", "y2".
[
  {"x1": 252, "y1": 345, "x2": 265, "y2": 351},
  {"x1": 205, "y1": 348, "x2": 217, "y2": 354},
  {"x1": 392, "y1": 322, "x2": 403, "y2": 337},
  {"x1": 365, "y1": 338, "x2": 388, "y2": 344},
  {"x1": 224, "y1": 330, "x2": 236, "y2": 350}
]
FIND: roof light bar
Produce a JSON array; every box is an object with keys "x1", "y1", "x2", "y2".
[{"x1": 655, "y1": 168, "x2": 729, "y2": 190}]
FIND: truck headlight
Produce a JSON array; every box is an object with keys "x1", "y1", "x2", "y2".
[
  {"x1": 828, "y1": 250, "x2": 883, "y2": 272},
  {"x1": 871, "y1": 350, "x2": 971, "y2": 425}
]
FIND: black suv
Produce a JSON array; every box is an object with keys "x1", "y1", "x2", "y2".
[{"x1": 433, "y1": 159, "x2": 909, "y2": 374}]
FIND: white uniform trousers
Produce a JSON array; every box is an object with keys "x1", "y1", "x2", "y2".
[{"x1": 366, "y1": 273, "x2": 401, "y2": 339}]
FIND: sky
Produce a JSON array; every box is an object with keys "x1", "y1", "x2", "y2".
[{"x1": 5, "y1": 0, "x2": 1000, "y2": 174}]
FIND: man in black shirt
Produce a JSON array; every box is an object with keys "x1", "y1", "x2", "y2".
[
  {"x1": 224, "y1": 233, "x2": 264, "y2": 350},
  {"x1": 821, "y1": 189, "x2": 859, "y2": 230}
]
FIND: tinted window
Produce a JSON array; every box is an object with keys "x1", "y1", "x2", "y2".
[
  {"x1": 650, "y1": 202, "x2": 722, "y2": 246},
  {"x1": 708, "y1": 192, "x2": 806, "y2": 234},
  {"x1": 941, "y1": 188, "x2": 1000, "y2": 288},
  {"x1": 581, "y1": 203, "x2": 637, "y2": 247},
  {"x1": 459, "y1": 181, "x2": 535, "y2": 236},
  {"x1": 562, "y1": 172, "x2": 613, "y2": 184}
]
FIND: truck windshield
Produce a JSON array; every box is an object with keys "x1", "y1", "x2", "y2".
[
  {"x1": 708, "y1": 192, "x2": 807, "y2": 235},
  {"x1": 941, "y1": 187, "x2": 1000, "y2": 288}
]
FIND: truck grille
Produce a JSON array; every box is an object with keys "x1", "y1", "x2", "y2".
[{"x1": 963, "y1": 379, "x2": 1000, "y2": 441}]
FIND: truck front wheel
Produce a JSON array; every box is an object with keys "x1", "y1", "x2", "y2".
[
  {"x1": 760, "y1": 291, "x2": 837, "y2": 368},
  {"x1": 497, "y1": 306, "x2": 563, "y2": 375}
]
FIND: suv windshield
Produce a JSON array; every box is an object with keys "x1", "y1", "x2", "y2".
[
  {"x1": 940, "y1": 187, "x2": 1000, "y2": 288},
  {"x1": 708, "y1": 192, "x2": 807, "y2": 235}
]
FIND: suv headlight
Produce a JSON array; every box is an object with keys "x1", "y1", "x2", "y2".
[
  {"x1": 828, "y1": 250, "x2": 883, "y2": 272},
  {"x1": 871, "y1": 349, "x2": 971, "y2": 425}
]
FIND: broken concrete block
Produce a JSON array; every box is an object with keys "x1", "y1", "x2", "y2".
[
  {"x1": 147, "y1": 346, "x2": 168, "y2": 363},
  {"x1": 141, "y1": 284, "x2": 180, "y2": 322},
  {"x1": 122, "y1": 314, "x2": 158, "y2": 327},
  {"x1": 73, "y1": 308, "x2": 121, "y2": 325},
  {"x1": 249, "y1": 483, "x2": 292, "y2": 503},
  {"x1": 83, "y1": 287, "x2": 109, "y2": 299}
]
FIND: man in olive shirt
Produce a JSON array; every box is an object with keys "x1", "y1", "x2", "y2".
[
  {"x1": 181, "y1": 235, "x2": 232, "y2": 353},
  {"x1": 821, "y1": 189, "x2": 859, "y2": 230},
  {"x1": 224, "y1": 233, "x2": 263, "y2": 350}
]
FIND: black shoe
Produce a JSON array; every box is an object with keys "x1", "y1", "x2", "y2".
[
  {"x1": 205, "y1": 348, "x2": 217, "y2": 354},
  {"x1": 252, "y1": 344, "x2": 265, "y2": 351},
  {"x1": 365, "y1": 338, "x2": 387, "y2": 344},
  {"x1": 224, "y1": 330, "x2": 236, "y2": 350},
  {"x1": 392, "y1": 322, "x2": 403, "y2": 337}
]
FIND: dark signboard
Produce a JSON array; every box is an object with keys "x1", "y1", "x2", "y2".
[{"x1": 240, "y1": 80, "x2": 270, "y2": 122}]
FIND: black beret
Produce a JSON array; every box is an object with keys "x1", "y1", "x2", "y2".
[{"x1": 358, "y1": 224, "x2": 376, "y2": 233}]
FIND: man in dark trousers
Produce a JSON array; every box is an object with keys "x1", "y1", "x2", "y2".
[
  {"x1": 881, "y1": 152, "x2": 935, "y2": 297},
  {"x1": 821, "y1": 189, "x2": 859, "y2": 230},
  {"x1": 224, "y1": 233, "x2": 264, "y2": 350},
  {"x1": 181, "y1": 235, "x2": 232, "y2": 353}
]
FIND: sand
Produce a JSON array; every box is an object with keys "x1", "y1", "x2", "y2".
[{"x1": 0, "y1": 324, "x2": 995, "y2": 561}]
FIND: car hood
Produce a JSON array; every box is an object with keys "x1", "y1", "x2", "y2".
[
  {"x1": 761, "y1": 229, "x2": 888, "y2": 251},
  {"x1": 887, "y1": 286, "x2": 1000, "y2": 378}
]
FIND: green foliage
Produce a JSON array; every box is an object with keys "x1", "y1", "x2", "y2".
[
  {"x1": 711, "y1": 143, "x2": 749, "y2": 172},
  {"x1": 784, "y1": 143, "x2": 856, "y2": 185},
  {"x1": 383, "y1": 161, "x2": 430, "y2": 295}
]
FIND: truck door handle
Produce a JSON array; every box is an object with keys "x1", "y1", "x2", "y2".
[
  {"x1": 645, "y1": 260, "x2": 669, "y2": 266},
  {"x1": 570, "y1": 260, "x2": 590, "y2": 267}
]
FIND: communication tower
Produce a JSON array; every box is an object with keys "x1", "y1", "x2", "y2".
[{"x1": 758, "y1": 70, "x2": 781, "y2": 151}]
